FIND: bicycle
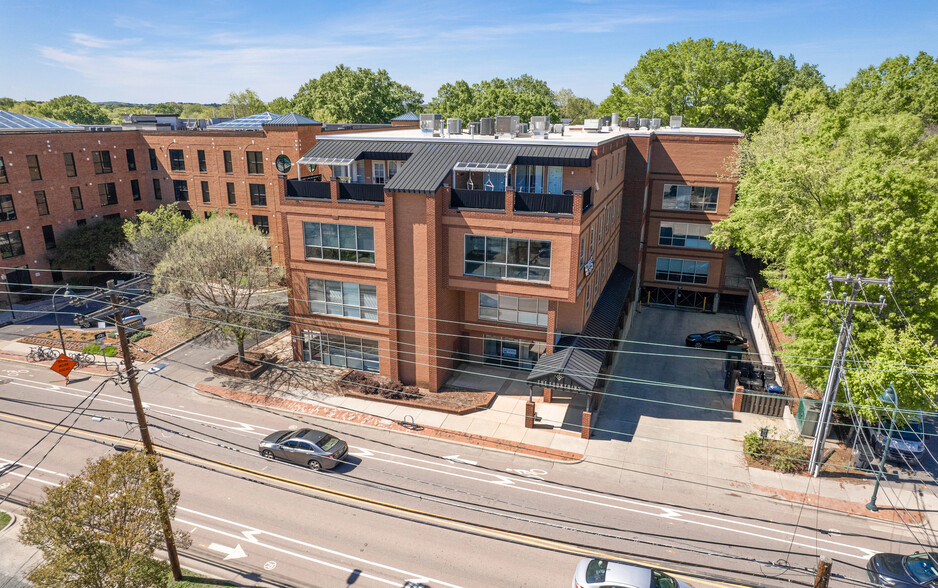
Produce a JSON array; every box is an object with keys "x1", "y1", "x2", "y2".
[
  {"x1": 27, "y1": 346, "x2": 47, "y2": 362},
  {"x1": 69, "y1": 352, "x2": 96, "y2": 368}
]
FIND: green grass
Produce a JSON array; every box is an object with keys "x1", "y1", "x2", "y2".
[
  {"x1": 168, "y1": 569, "x2": 237, "y2": 587},
  {"x1": 0, "y1": 511, "x2": 11, "y2": 531}
]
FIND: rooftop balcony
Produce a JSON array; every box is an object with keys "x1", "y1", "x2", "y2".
[
  {"x1": 285, "y1": 178, "x2": 385, "y2": 204},
  {"x1": 449, "y1": 186, "x2": 590, "y2": 216},
  {"x1": 286, "y1": 178, "x2": 331, "y2": 200}
]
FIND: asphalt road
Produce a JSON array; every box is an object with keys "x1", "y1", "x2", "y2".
[{"x1": 0, "y1": 358, "x2": 924, "y2": 587}]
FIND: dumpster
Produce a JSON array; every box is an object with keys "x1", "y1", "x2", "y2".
[{"x1": 796, "y1": 397, "x2": 821, "y2": 437}]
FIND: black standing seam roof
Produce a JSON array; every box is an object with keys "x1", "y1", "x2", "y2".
[
  {"x1": 297, "y1": 138, "x2": 593, "y2": 194},
  {"x1": 527, "y1": 264, "x2": 635, "y2": 392}
]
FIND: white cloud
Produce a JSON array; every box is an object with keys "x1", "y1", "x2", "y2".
[{"x1": 70, "y1": 33, "x2": 141, "y2": 49}]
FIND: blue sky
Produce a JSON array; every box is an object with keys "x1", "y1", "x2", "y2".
[{"x1": 2, "y1": 0, "x2": 936, "y2": 105}]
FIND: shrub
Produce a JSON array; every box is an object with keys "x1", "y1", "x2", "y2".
[
  {"x1": 744, "y1": 426, "x2": 810, "y2": 474},
  {"x1": 102, "y1": 345, "x2": 119, "y2": 357},
  {"x1": 82, "y1": 344, "x2": 101, "y2": 354},
  {"x1": 129, "y1": 328, "x2": 153, "y2": 342}
]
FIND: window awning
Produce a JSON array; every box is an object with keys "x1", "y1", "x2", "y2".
[
  {"x1": 453, "y1": 161, "x2": 513, "y2": 173},
  {"x1": 297, "y1": 156, "x2": 355, "y2": 167}
]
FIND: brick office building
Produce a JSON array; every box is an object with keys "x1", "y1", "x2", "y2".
[{"x1": 282, "y1": 118, "x2": 743, "y2": 391}]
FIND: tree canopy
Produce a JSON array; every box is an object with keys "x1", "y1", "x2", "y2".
[
  {"x1": 226, "y1": 88, "x2": 267, "y2": 118},
  {"x1": 33, "y1": 94, "x2": 111, "y2": 125},
  {"x1": 109, "y1": 204, "x2": 195, "y2": 274},
  {"x1": 711, "y1": 59, "x2": 938, "y2": 418},
  {"x1": 266, "y1": 96, "x2": 293, "y2": 115},
  {"x1": 428, "y1": 75, "x2": 560, "y2": 123},
  {"x1": 292, "y1": 65, "x2": 423, "y2": 124},
  {"x1": 19, "y1": 451, "x2": 189, "y2": 588},
  {"x1": 837, "y1": 51, "x2": 938, "y2": 123},
  {"x1": 153, "y1": 215, "x2": 281, "y2": 360},
  {"x1": 53, "y1": 218, "x2": 126, "y2": 272},
  {"x1": 598, "y1": 38, "x2": 826, "y2": 133},
  {"x1": 554, "y1": 88, "x2": 597, "y2": 124}
]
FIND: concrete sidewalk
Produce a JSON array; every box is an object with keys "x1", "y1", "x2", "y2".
[{"x1": 1, "y1": 336, "x2": 934, "y2": 527}]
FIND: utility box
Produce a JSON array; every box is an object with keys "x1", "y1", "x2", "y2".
[{"x1": 796, "y1": 397, "x2": 821, "y2": 437}]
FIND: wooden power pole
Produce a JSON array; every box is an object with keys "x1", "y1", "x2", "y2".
[
  {"x1": 108, "y1": 280, "x2": 183, "y2": 581},
  {"x1": 815, "y1": 555, "x2": 832, "y2": 588}
]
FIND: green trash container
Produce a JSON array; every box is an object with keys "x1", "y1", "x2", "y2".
[{"x1": 796, "y1": 397, "x2": 821, "y2": 437}]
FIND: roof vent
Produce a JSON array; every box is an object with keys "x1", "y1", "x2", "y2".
[
  {"x1": 480, "y1": 117, "x2": 495, "y2": 135},
  {"x1": 611, "y1": 113, "x2": 620, "y2": 128},
  {"x1": 669, "y1": 115, "x2": 682, "y2": 129},
  {"x1": 469, "y1": 121, "x2": 480, "y2": 137}
]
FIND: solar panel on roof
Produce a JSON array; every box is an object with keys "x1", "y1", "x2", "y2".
[
  {"x1": 0, "y1": 110, "x2": 80, "y2": 130},
  {"x1": 209, "y1": 112, "x2": 279, "y2": 129}
]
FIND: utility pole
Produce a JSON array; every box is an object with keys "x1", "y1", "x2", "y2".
[
  {"x1": 808, "y1": 273, "x2": 890, "y2": 476},
  {"x1": 108, "y1": 280, "x2": 183, "y2": 581},
  {"x1": 815, "y1": 555, "x2": 832, "y2": 588}
]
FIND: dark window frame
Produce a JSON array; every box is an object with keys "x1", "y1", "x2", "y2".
[
  {"x1": 131, "y1": 179, "x2": 141, "y2": 201},
  {"x1": 246, "y1": 151, "x2": 264, "y2": 175},
  {"x1": 98, "y1": 182, "x2": 118, "y2": 206},
  {"x1": 0, "y1": 194, "x2": 16, "y2": 222},
  {"x1": 201, "y1": 181, "x2": 210, "y2": 203},
  {"x1": 152, "y1": 178, "x2": 162, "y2": 200},
  {"x1": 197, "y1": 150, "x2": 207, "y2": 173},
  {"x1": 169, "y1": 149, "x2": 186, "y2": 172},
  {"x1": 226, "y1": 182, "x2": 236, "y2": 205},
  {"x1": 249, "y1": 183, "x2": 266, "y2": 207},
  {"x1": 126, "y1": 148, "x2": 137, "y2": 171},
  {"x1": 0, "y1": 157, "x2": 7, "y2": 183},
  {"x1": 34, "y1": 190, "x2": 49, "y2": 216},
  {"x1": 0, "y1": 230, "x2": 26, "y2": 259},
  {"x1": 92, "y1": 150, "x2": 113, "y2": 174},
  {"x1": 173, "y1": 179, "x2": 189, "y2": 202},
  {"x1": 64, "y1": 152, "x2": 77, "y2": 177},
  {"x1": 41, "y1": 224, "x2": 56, "y2": 250},
  {"x1": 148, "y1": 149, "x2": 158, "y2": 171},
  {"x1": 223, "y1": 150, "x2": 233, "y2": 173},
  {"x1": 252, "y1": 215, "x2": 269, "y2": 235},
  {"x1": 71, "y1": 186, "x2": 83, "y2": 210},
  {"x1": 26, "y1": 155, "x2": 42, "y2": 180}
]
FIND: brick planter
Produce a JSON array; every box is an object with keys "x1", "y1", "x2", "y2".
[{"x1": 212, "y1": 352, "x2": 274, "y2": 379}]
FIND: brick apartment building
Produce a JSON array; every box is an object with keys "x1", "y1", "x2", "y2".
[{"x1": 282, "y1": 117, "x2": 744, "y2": 392}]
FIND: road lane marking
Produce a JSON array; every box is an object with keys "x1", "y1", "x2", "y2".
[{"x1": 207, "y1": 542, "x2": 247, "y2": 560}]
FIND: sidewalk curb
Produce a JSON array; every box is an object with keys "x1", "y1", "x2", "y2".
[
  {"x1": 193, "y1": 383, "x2": 586, "y2": 464},
  {"x1": 0, "y1": 511, "x2": 17, "y2": 537}
]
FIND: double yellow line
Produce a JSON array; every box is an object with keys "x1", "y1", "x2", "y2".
[{"x1": 0, "y1": 410, "x2": 741, "y2": 587}]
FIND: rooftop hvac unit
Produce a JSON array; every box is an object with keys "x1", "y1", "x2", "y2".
[
  {"x1": 420, "y1": 113, "x2": 442, "y2": 134},
  {"x1": 480, "y1": 117, "x2": 495, "y2": 135},
  {"x1": 447, "y1": 118, "x2": 463, "y2": 135},
  {"x1": 650, "y1": 118, "x2": 661, "y2": 130},
  {"x1": 583, "y1": 119, "x2": 602, "y2": 132},
  {"x1": 530, "y1": 115, "x2": 550, "y2": 135},
  {"x1": 519, "y1": 123, "x2": 529, "y2": 134},
  {"x1": 561, "y1": 118, "x2": 572, "y2": 125},
  {"x1": 495, "y1": 115, "x2": 513, "y2": 134},
  {"x1": 601, "y1": 115, "x2": 612, "y2": 127},
  {"x1": 669, "y1": 115, "x2": 682, "y2": 129},
  {"x1": 552, "y1": 123, "x2": 565, "y2": 134},
  {"x1": 639, "y1": 118, "x2": 650, "y2": 129},
  {"x1": 626, "y1": 117, "x2": 637, "y2": 129}
]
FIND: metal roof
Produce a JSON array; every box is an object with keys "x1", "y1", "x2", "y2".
[
  {"x1": 208, "y1": 112, "x2": 279, "y2": 129},
  {"x1": 391, "y1": 112, "x2": 420, "y2": 121},
  {"x1": 298, "y1": 138, "x2": 592, "y2": 194},
  {"x1": 265, "y1": 113, "x2": 322, "y2": 126},
  {"x1": 0, "y1": 110, "x2": 80, "y2": 131},
  {"x1": 527, "y1": 264, "x2": 634, "y2": 393}
]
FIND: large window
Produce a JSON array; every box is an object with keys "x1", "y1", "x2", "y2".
[
  {"x1": 464, "y1": 235, "x2": 551, "y2": 282},
  {"x1": 197, "y1": 150, "x2": 207, "y2": 172},
  {"x1": 0, "y1": 194, "x2": 15, "y2": 221},
  {"x1": 515, "y1": 165, "x2": 563, "y2": 194},
  {"x1": 70, "y1": 186, "x2": 83, "y2": 210},
  {"x1": 307, "y1": 278, "x2": 378, "y2": 321},
  {"x1": 201, "y1": 181, "x2": 210, "y2": 203},
  {"x1": 226, "y1": 182, "x2": 236, "y2": 205},
  {"x1": 302, "y1": 330, "x2": 380, "y2": 373},
  {"x1": 483, "y1": 336, "x2": 542, "y2": 370},
  {"x1": 303, "y1": 222, "x2": 375, "y2": 264},
  {"x1": 126, "y1": 148, "x2": 136, "y2": 171},
  {"x1": 42, "y1": 225, "x2": 56, "y2": 250},
  {"x1": 246, "y1": 151, "x2": 264, "y2": 174},
  {"x1": 26, "y1": 155, "x2": 42, "y2": 180},
  {"x1": 98, "y1": 182, "x2": 118, "y2": 206},
  {"x1": 0, "y1": 230, "x2": 25, "y2": 259},
  {"x1": 658, "y1": 222, "x2": 712, "y2": 249},
  {"x1": 131, "y1": 179, "x2": 141, "y2": 201},
  {"x1": 148, "y1": 148, "x2": 158, "y2": 170},
  {"x1": 249, "y1": 184, "x2": 266, "y2": 206},
  {"x1": 0, "y1": 157, "x2": 7, "y2": 183},
  {"x1": 92, "y1": 150, "x2": 112, "y2": 174},
  {"x1": 662, "y1": 184, "x2": 719, "y2": 212},
  {"x1": 252, "y1": 215, "x2": 269, "y2": 235},
  {"x1": 654, "y1": 257, "x2": 710, "y2": 284},
  {"x1": 34, "y1": 191, "x2": 49, "y2": 216},
  {"x1": 169, "y1": 149, "x2": 185, "y2": 172},
  {"x1": 173, "y1": 180, "x2": 189, "y2": 202},
  {"x1": 479, "y1": 294, "x2": 548, "y2": 327},
  {"x1": 64, "y1": 152, "x2": 77, "y2": 177},
  {"x1": 223, "y1": 150, "x2": 233, "y2": 173},
  {"x1": 152, "y1": 178, "x2": 162, "y2": 200}
]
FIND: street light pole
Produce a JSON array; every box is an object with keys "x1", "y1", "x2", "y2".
[
  {"x1": 52, "y1": 285, "x2": 75, "y2": 356},
  {"x1": 866, "y1": 384, "x2": 898, "y2": 512}
]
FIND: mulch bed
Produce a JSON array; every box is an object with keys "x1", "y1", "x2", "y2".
[{"x1": 336, "y1": 371, "x2": 495, "y2": 415}]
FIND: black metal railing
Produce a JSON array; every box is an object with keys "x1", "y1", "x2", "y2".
[
  {"x1": 286, "y1": 179, "x2": 331, "y2": 200},
  {"x1": 581, "y1": 186, "x2": 592, "y2": 212},
  {"x1": 450, "y1": 189, "x2": 505, "y2": 210},
  {"x1": 513, "y1": 191, "x2": 574, "y2": 215},
  {"x1": 338, "y1": 183, "x2": 385, "y2": 203}
]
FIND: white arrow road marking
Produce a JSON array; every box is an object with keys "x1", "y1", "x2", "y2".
[
  {"x1": 241, "y1": 529, "x2": 262, "y2": 543},
  {"x1": 659, "y1": 508, "x2": 683, "y2": 519},
  {"x1": 442, "y1": 455, "x2": 477, "y2": 465},
  {"x1": 208, "y1": 542, "x2": 247, "y2": 560},
  {"x1": 348, "y1": 446, "x2": 374, "y2": 457}
]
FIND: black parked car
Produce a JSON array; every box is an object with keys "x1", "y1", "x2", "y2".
[
  {"x1": 685, "y1": 330, "x2": 748, "y2": 350},
  {"x1": 258, "y1": 428, "x2": 349, "y2": 471},
  {"x1": 867, "y1": 552, "x2": 938, "y2": 587}
]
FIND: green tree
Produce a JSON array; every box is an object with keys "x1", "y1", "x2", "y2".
[
  {"x1": 598, "y1": 38, "x2": 826, "y2": 133},
  {"x1": 0, "y1": 97, "x2": 14, "y2": 110},
  {"x1": 554, "y1": 88, "x2": 597, "y2": 124},
  {"x1": 226, "y1": 89, "x2": 267, "y2": 118},
  {"x1": 19, "y1": 451, "x2": 190, "y2": 588},
  {"x1": 266, "y1": 96, "x2": 293, "y2": 115},
  {"x1": 153, "y1": 215, "x2": 282, "y2": 361},
  {"x1": 429, "y1": 75, "x2": 560, "y2": 122},
  {"x1": 711, "y1": 109, "x2": 938, "y2": 414},
  {"x1": 838, "y1": 51, "x2": 938, "y2": 123},
  {"x1": 292, "y1": 65, "x2": 423, "y2": 124},
  {"x1": 109, "y1": 204, "x2": 196, "y2": 274},
  {"x1": 52, "y1": 218, "x2": 126, "y2": 272},
  {"x1": 33, "y1": 94, "x2": 110, "y2": 125}
]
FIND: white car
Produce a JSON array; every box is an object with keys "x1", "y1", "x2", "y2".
[{"x1": 573, "y1": 558, "x2": 694, "y2": 588}]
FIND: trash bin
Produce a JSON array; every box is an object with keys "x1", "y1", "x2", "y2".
[{"x1": 796, "y1": 397, "x2": 821, "y2": 437}]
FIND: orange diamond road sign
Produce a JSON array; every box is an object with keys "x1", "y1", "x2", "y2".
[{"x1": 50, "y1": 354, "x2": 78, "y2": 379}]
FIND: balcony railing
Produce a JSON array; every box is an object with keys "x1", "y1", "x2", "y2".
[
  {"x1": 581, "y1": 186, "x2": 592, "y2": 212},
  {"x1": 339, "y1": 182, "x2": 385, "y2": 203},
  {"x1": 450, "y1": 189, "x2": 505, "y2": 210},
  {"x1": 513, "y1": 191, "x2": 574, "y2": 215},
  {"x1": 286, "y1": 179, "x2": 331, "y2": 200}
]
